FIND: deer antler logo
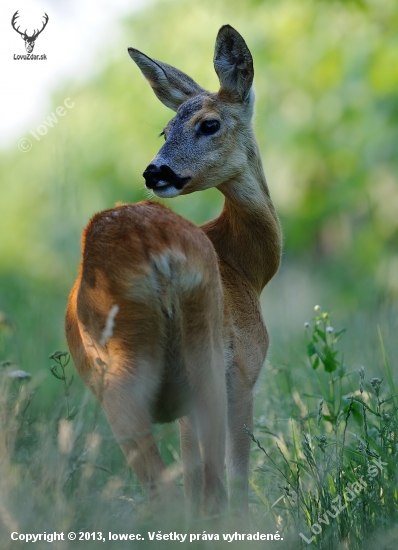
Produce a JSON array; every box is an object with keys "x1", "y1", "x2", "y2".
[{"x1": 11, "y1": 11, "x2": 49, "y2": 54}]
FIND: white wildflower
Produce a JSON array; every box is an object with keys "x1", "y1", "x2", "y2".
[{"x1": 7, "y1": 370, "x2": 32, "y2": 380}]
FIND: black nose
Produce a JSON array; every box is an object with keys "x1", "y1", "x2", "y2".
[
  {"x1": 143, "y1": 164, "x2": 162, "y2": 189},
  {"x1": 143, "y1": 164, "x2": 191, "y2": 190}
]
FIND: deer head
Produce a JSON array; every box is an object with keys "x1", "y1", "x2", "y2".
[
  {"x1": 128, "y1": 25, "x2": 255, "y2": 198},
  {"x1": 11, "y1": 11, "x2": 49, "y2": 53}
]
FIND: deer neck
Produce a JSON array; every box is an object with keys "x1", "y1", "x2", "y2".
[{"x1": 201, "y1": 142, "x2": 282, "y2": 295}]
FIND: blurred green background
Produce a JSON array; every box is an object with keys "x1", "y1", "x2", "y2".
[{"x1": 1, "y1": 0, "x2": 397, "y2": 404}]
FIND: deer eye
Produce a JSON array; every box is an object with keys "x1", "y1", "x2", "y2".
[{"x1": 198, "y1": 120, "x2": 220, "y2": 135}]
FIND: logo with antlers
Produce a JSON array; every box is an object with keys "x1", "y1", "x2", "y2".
[{"x1": 11, "y1": 11, "x2": 49, "y2": 53}]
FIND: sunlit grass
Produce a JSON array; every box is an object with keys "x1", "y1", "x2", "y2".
[{"x1": 1, "y1": 298, "x2": 396, "y2": 549}]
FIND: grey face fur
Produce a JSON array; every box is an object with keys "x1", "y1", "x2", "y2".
[{"x1": 128, "y1": 25, "x2": 255, "y2": 198}]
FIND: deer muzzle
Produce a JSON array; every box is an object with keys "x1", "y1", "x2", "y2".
[{"x1": 143, "y1": 164, "x2": 191, "y2": 191}]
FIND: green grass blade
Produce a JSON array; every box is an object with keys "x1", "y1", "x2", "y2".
[{"x1": 378, "y1": 325, "x2": 396, "y2": 407}]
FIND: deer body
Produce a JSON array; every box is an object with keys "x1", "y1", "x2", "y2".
[{"x1": 65, "y1": 25, "x2": 282, "y2": 517}]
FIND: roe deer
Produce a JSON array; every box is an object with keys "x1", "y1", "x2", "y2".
[{"x1": 65, "y1": 25, "x2": 282, "y2": 517}]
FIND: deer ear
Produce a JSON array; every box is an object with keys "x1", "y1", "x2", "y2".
[
  {"x1": 214, "y1": 25, "x2": 254, "y2": 104},
  {"x1": 128, "y1": 48, "x2": 204, "y2": 112}
]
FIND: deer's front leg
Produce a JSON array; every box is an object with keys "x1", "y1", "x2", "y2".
[{"x1": 226, "y1": 363, "x2": 254, "y2": 517}]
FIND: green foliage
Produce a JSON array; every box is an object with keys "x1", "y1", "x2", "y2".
[
  {"x1": 1, "y1": 0, "x2": 398, "y2": 304},
  {"x1": 250, "y1": 309, "x2": 398, "y2": 549},
  {"x1": 49, "y1": 351, "x2": 75, "y2": 420}
]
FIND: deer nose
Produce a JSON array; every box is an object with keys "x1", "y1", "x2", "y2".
[
  {"x1": 143, "y1": 164, "x2": 191, "y2": 190},
  {"x1": 143, "y1": 164, "x2": 162, "y2": 189}
]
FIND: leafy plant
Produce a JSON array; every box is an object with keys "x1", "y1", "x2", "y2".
[
  {"x1": 49, "y1": 350, "x2": 75, "y2": 420},
  {"x1": 249, "y1": 307, "x2": 398, "y2": 549}
]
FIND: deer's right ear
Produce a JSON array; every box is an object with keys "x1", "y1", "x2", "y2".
[
  {"x1": 214, "y1": 25, "x2": 254, "y2": 105},
  {"x1": 128, "y1": 48, "x2": 204, "y2": 112}
]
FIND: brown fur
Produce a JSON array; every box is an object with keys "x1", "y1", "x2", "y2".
[{"x1": 65, "y1": 25, "x2": 282, "y2": 517}]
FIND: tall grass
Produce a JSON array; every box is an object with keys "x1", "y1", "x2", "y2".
[
  {"x1": 0, "y1": 305, "x2": 396, "y2": 549},
  {"x1": 248, "y1": 307, "x2": 398, "y2": 549}
]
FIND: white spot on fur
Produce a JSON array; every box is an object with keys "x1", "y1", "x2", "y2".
[
  {"x1": 100, "y1": 304, "x2": 119, "y2": 346},
  {"x1": 126, "y1": 252, "x2": 203, "y2": 317},
  {"x1": 179, "y1": 270, "x2": 203, "y2": 291},
  {"x1": 151, "y1": 252, "x2": 174, "y2": 278}
]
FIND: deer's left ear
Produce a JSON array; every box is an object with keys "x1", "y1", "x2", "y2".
[
  {"x1": 128, "y1": 48, "x2": 204, "y2": 112},
  {"x1": 214, "y1": 25, "x2": 254, "y2": 105}
]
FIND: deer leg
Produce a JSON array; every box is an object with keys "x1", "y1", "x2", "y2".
[
  {"x1": 226, "y1": 367, "x2": 253, "y2": 516},
  {"x1": 178, "y1": 275, "x2": 227, "y2": 516},
  {"x1": 99, "y1": 368, "x2": 174, "y2": 497},
  {"x1": 179, "y1": 414, "x2": 202, "y2": 518},
  {"x1": 181, "y1": 344, "x2": 227, "y2": 517},
  {"x1": 196, "y1": 372, "x2": 227, "y2": 517}
]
